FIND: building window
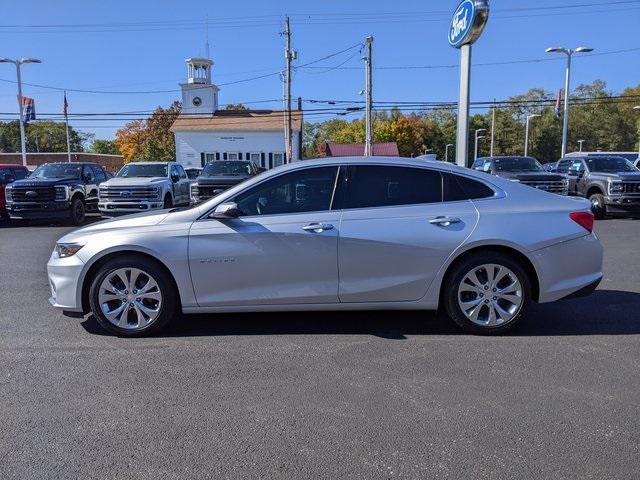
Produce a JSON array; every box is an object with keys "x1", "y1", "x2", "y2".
[
  {"x1": 204, "y1": 152, "x2": 218, "y2": 164},
  {"x1": 249, "y1": 152, "x2": 261, "y2": 165},
  {"x1": 272, "y1": 152, "x2": 285, "y2": 168},
  {"x1": 227, "y1": 152, "x2": 239, "y2": 160}
]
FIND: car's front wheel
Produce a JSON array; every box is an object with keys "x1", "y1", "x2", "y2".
[
  {"x1": 89, "y1": 256, "x2": 178, "y2": 336},
  {"x1": 589, "y1": 193, "x2": 607, "y2": 220},
  {"x1": 443, "y1": 253, "x2": 531, "y2": 334},
  {"x1": 69, "y1": 197, "x2": 86, "y2": 225}
]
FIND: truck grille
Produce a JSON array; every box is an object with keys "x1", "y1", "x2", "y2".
[
  {"x1": 99, "y1": 186, "x2": 159, "y2": 201},
  {"x1": 621, "y1": 182, "x2": 640, "y2": 194},
  {"x1": 10, "y1": 185, "x2": 56, "y2": 202},
  {"x1": 520, "y1": 180, "x2": 568, "y2": 195},
  {"x1": 196, "y1": 185, "x2": 230, "y2": 199}
]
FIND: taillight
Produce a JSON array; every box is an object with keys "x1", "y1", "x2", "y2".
[{"x1": 570, "y1": 211, "x2": 594, "y2": 233}]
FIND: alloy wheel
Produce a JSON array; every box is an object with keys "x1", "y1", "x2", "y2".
[
  {"x1": 97, "y1": 267, "x2": 162, "y2": 329},
  {"x1": 457, "y1": 263, "x2": 523, "y2": 327}
]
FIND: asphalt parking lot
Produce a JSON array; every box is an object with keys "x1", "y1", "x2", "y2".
[{"x1": 1, "y1": 219, "x2": 639, "y2": 479}]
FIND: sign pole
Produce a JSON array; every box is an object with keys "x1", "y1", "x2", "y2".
[{"x1": 456, "y1": 44, "x2": 472, "y2": 168}]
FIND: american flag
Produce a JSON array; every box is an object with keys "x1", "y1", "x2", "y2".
[
  {"x1": 21, "y1": 96, "x2": 36, "y2": 124},
  {"x1": 63, "y1": 91, "x2": 68, "y2": 120},
  {"x1": 555, "y1": 89, "x2": 562, "y2": 118}
]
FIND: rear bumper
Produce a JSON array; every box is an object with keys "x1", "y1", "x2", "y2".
[
  {"x1": 7, "y1": 201, "x2": 71, "y2": 219},
  {"x1": 532, "y1": 233, "x2": 603, "y2": 303}
]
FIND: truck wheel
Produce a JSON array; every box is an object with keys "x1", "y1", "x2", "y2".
[
  {"x1": 69, "y1": 197, "x2": 86, "y2": 225},
  {"x1": 163, "y1": 194, "x2": 173, "y2": 209},
  {"x1": 88, "y1": 255, "x2": 178, "y2": 336},
  {"x1": 589, "y1": 193, "x2": 606, "y2": 220},
  {"x1": 443, "y1": 252, "x2": 531, "y2": 335}
]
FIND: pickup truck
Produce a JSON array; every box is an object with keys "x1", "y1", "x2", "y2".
[
  {"x1": 556, "y1": 155, "x2": 640, "y2": 219},
  {"x1": 98, "y1": 161, "x2": 191, "y2": 215},
  {"x1": 0, "y1": 164, "x2": 30, "y2": 221},
  {"x1": 472, "y1": 156, "x2": 568, "y2": 195},
  {"x1": 5, "y1": 162, "x2": 107, "y2": 225},
  {"x1": 190, "y1": 160, "x2": 261, "y2": 203}
]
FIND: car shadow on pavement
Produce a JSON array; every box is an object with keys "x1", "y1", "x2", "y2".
[{"x1": 80, "y1": 289, "x2": 640, "y2": 339}]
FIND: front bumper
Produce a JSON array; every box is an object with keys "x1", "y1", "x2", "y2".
[
  {"x1": 7, "y1": 200, "x2": 72, "y2": 219},
  {"x1": 532, "y1": 233, "x2": 604, "y2": 303},
  {"x1": 604, "y1": 195, "x2": 640, "y2": 215},
  {"x1": 47, "y1": 251, "x2": 86, "y2": 313},
  {"x1": 98, "y1": 200, "x2": 164, "y2": 215}
]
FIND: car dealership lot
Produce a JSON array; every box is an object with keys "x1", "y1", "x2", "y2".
[{"x1": 1, "y1": 220, "x2": 639, "y2": 479}]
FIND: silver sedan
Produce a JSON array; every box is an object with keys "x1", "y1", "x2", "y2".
[{"x1": 47, "y1": 157, "x2": 603, "y2": 336}]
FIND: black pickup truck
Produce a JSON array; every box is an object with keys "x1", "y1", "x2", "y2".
[
  {"x1": 556, "y1": 155, "x2": 640, "y2": 219},
  {"x1": 190, "y1": 160, "x2": 262, "y2": 203},
  {"x1": 5, "y1": 162, "x2": 109, "y2": 225},
  {"x1": 472, "y1": 156, "x2": 569, "y2": 195}
]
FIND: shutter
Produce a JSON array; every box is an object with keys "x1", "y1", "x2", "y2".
[
  {"x1": 223, "y1": 152, "x2": 227, "y2": 160},
  {"x1": 238, "y1": 152, "x2": 243, "y2": 160},
  {"x1": 200, "y1": 152, "x2": 205, "y2": 167},
  {"x1": 246, "y1": 152, "x2": 251, "y2": 163},
  {"x1": 268, "y1": 153, "x2": 273, "y2": 169},
  {"x1": 261, "y1": 152, "x2": 266, "y2": 168},
  {"x1": 216, "y1": 152, "x2": 220, "y2": 160}
]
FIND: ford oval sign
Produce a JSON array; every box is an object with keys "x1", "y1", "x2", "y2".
[{"x1": 449, "y1": 0, "x2": 490, "y2": 48}]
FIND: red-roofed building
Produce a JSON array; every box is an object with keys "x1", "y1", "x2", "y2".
[{"x1": 325, "y1": 142, "x2": 400, "y2": 157}]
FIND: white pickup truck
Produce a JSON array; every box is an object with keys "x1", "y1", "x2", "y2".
[{"x1": 98, "y1": 161, "x2": 191, "y2": 215}]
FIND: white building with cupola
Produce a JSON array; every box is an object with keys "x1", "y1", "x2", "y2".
[{"x1": 171, "y1": 56, "x2": 302, "y2": 170}]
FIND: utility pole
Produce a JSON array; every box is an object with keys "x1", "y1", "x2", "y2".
[
  {"x1": 490, "y1": 100, "x2": 496, "y2": 157},
  {"x1": 364, "y1": 36, "x2": 373, "y2": 157},
  {"x1": 283, "y1": 16, "x2": 295, "y2": 163},
  {"x1": 0, "y1": 57, "x2": 42, "y2": 167}
]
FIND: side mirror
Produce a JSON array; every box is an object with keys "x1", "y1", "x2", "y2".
[
  {"x1": 171, "y1": 174, "x2": 180, "y2": 183},
  {"x1": 211, "y1": 202, "x2": 242, "y2": 219}
]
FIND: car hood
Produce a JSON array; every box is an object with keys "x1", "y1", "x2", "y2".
[
  {"x1": 57, "y1": 210, "x2": 171, "y2": 244},
  {"x1": 101, "y1": 177, "x2": 167, "y2": 187},
  {"x1": 196, "y1": 175, "x2": 250, "y2": 186},
  {"x1": 589, "y1": 172, "x2": 640, "y2": 181},
  {"x1": 11, "y1": 177, "x2": 80, "y2": 187},
  {"x1": 497, "y1": 171, "x2": 566, "y2": 181}
]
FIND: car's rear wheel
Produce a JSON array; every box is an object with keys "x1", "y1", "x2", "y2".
[
  {"x1": 69, "y1": 197, "x2": 86, "y2": 225},
  {"x1": 443, "y1": 253, "x2": 531, "y2": 334},
  {"x1": 589, "y1": 193, "x2": 607, "y2": 220},
  {"x1": 89, "y1": 256, "x2": 177, "y2": 337}
]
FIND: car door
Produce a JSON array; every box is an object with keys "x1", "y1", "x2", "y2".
[
  {"x1": 567, "y1": 159, "x2": 586, "y2": 195},
  {"x1": 174, "y1": 164, "x2": 190, "y2": 204},
  {"x1": 336, "y1": 165, "x2": 479, "y2": 303},
  {"x1": 82, "y1": 165, "x2": 99, "y2": 205},
  {"x1": 188, "y1": 165, "x2": 341, "y2": 306}
]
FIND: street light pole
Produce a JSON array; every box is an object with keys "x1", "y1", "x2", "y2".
[
  {"x1": 634, "y1": 106, "x2": 640, "y2": 160},
  {"x1": 474, "y1": 129, "x2": 486, "y2": 162},
  {"x1": 445, "y1": 143, "x2": 454, "y2": 162},
  {"x1": 0, "y1": 57, "x2": 42, "y2": 167},
  {"x1": 364, "y1": 36, "x2": 373, "y2": 157},
  {"x1": 524, "y1": 114, "x2": 541, "y2": 157},
  {"x1": 545, "y1": 46, "x2": 593, "y2": 158}
]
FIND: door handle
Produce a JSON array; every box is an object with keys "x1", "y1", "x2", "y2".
[
  {"x1": 429, "y1": 216, "x2": 461, "y2": 226},
  {"x1": 302, "y1": 223, "x2": 334, "y2": 233}
]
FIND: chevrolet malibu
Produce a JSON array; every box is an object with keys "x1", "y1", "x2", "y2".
[{"x1": 47, "y1": 157, "x2": 603, "y2": 336}]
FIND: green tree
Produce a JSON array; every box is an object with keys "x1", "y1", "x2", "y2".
[
  {"x1": 224, "y1": 103, "x2": 248, "y2": 111},
  {"x1": 89, "y1": 139, "x2": 120, "y2": 155}
]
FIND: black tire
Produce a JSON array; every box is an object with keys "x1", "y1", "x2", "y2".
[
  {"x1": 69, "y1": 196, "x2": 86, "y2": 225},
  {"x1": 589, "y1": 193, "x2": 606, "y2": 220},
  {"x1": 88, "y1": 255, "x2": 178, "y2": 337},
  {"x1": 163, "y1": 194, "x2": 173, "y2": 209},
  {"x1": 443, "y1": 252, "x2": 532, "y2": 335}
]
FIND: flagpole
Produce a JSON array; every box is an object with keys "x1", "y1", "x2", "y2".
[{"x1": 64, "y1": 91, "x2": 71, "y2": 162}]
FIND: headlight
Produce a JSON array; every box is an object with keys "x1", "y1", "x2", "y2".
[
  {"x1": 609, "y1": 181, "x2": 623, "y2": 194},
  {"x1": 54, "y1": 185, "x2": 70, "y2": 201},
  {"x1": 5, "y1": 185, "x2": 12, "y2": 202},
  {"x1": 55, "y1": 243, "x2": 84, "y2": 258}
]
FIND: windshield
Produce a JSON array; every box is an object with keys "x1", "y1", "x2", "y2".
[
  {"x1": 116, "y1": 163, "x2": 168, "y2": 178},
  {"x1": 185, "y1": 169, "x2": 200, "y2": 180},
  {"x1": 585, "y1": 157, "x2": 637, "y2": 173},
  {"x1": 202, "y1": 161, "x2": 252, "y2": 176},
  {"x1": 31, "y1": 164, "x2": 83, "y2": 179},
  {"x1": 494, "y1": 157, "x2": 543, "y2": 172}
]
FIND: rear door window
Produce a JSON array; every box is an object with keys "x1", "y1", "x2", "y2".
[
  {"x1": 443, "y1": 173, "x2": 495, "y2": 201},
  {"x1": 343, "y1": 165, "x2": 442, "y2": 209}
]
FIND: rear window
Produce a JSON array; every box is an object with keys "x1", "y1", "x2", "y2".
[{"x1": 443, "y1": 173, "x2": 495, "y2": 201}]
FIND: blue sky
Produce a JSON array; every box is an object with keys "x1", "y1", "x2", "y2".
[{"x1": 1, "y1": 0, "x2": 638, "y2": 141}]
